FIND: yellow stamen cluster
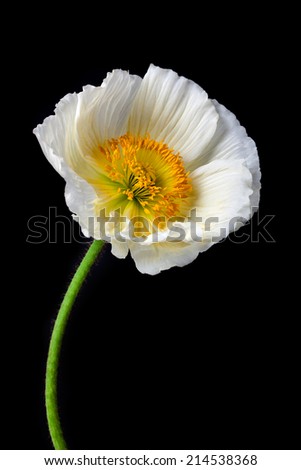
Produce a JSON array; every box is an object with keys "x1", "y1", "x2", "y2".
[{"x1": 96, "y1": 133, "x2": 192, "y2": 220}]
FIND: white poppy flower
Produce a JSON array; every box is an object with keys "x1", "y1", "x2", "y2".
[{"x1": 34, "y1": 64, "x2": 261, "y2": 275}]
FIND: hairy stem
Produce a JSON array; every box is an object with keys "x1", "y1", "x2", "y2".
[{"x1": 45, "y1": 240, "x2": 105, "y2": 449}]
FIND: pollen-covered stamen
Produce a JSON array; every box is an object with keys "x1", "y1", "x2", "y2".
[
  {"x1": 96, "y1": 133, "x2": 192, "y2": 220},
  {"x1": 123, "y1": 161, "x2": 161, "y2": 206}
]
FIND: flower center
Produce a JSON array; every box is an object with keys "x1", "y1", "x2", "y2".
[{"x1": 92, "y1": 133, "x2": 192, "y2": 222}]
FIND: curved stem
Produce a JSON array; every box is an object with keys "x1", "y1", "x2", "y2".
[{"x1": 45, "y1": 240, "x2": 105, "y2": 450}]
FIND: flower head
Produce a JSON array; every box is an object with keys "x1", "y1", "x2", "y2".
[{"x1": 34, "y1": 65, "x2": 260, "y2": 274}]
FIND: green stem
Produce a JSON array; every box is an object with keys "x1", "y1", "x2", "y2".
[{"x1": 45, "y1": 240, "x2": 105, "y2": 450}]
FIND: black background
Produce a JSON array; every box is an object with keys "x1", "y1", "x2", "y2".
[{"x1": 6, "y1": 6, "x2": 296, "y2": 451}]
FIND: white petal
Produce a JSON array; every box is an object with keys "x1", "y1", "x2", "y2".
[
  {"x1": 65, "y1": 171, "x2": 99, "y2": 238},
  {"x1": 190, "y1": 159, "x2": 253, "y2": 241},
  {"x1": 33, "y1": 71, "x2": 142, "y2": 239},
  {"x1": 34, "y1": 70, "x2": 142, "y2": 180},
  {"x1": 195, "y1": 100, "x2": 261, "y2": 209},
  {"x1": 128, "y1": 241, "x2": 202, "y2": 275},
  {"x1": 127, "y1": 64, "x2": 219, "y2": 164},
  {"x1": 111, "y1": 239, "x2": 129, "y2": 259},
  {"x1": 33, "y1": 93, "x2": 79, "y2": 177},
  {"x1": 74, "y1": 70, "x2": 142, "y2": 156}
]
